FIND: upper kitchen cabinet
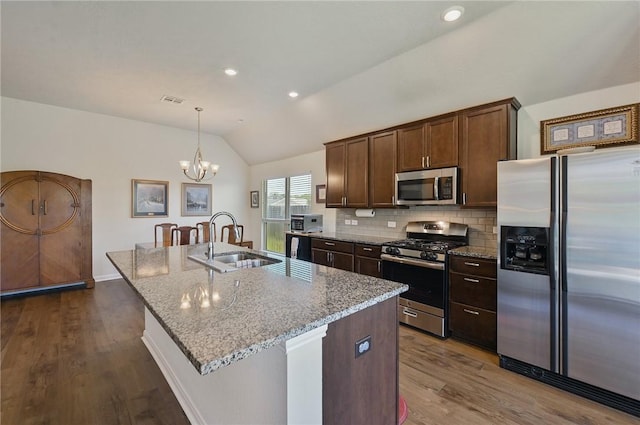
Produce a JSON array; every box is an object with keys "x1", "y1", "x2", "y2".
[
  {"x1": 397, "y1": 113, "x2": 458, "y2": 172},
  {"x1": 325, "y1": 137, "x2": 369, "y2": 208},
  {"x1": 369, "y1": 131, "x2": 397, "y2": 207},
  {"x1": 459, "y1": 98, "x2": 520, "y2": 207},
  {"x1": 0, "y1": 170, "x2": 94, "y2": 294}
]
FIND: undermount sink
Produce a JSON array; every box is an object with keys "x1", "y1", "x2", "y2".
[{"x1": 188, "y1": 251, "x2": 282, "y2": 273}]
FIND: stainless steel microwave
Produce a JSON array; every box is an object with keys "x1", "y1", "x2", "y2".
[
  {"x1": 395, "y1": 167, "x2": 458, "y2": 205},
  {"x1": 290, "y1": 214, "x2": 323, "y2": 233}
]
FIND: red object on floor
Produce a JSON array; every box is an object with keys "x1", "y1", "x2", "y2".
[{"x1": 398, "y1": 395, "x2": 408, "y2": 425}]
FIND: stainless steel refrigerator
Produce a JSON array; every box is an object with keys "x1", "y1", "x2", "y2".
[{"x1": 497, "y1": 147, "x2": 640, "y2": 416}]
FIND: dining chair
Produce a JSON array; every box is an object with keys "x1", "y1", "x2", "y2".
[
  {"x1": 196, "y1": 221, "x2": 216, "y2": 243},
  {"x1": 172, "y1": 226, "x2": 199, "y2": 246},
  {"x1": 154, "y1": 223, "x2": 178, "y2": 247},
  {"x1": 220, "y1": 224, "x2": 244, "y2": 245}
]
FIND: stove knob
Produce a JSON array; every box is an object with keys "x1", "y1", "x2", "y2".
[
  {"x1": 385, "y1": 247, "x2": 400, "y2": 255},
  {"x1": 420, "y1": 251, "x2": 437, "y2": 261}
]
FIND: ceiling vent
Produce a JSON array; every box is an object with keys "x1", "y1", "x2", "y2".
[{"x1": 160, "y1": 95, "x2": 185, "y2": 105}]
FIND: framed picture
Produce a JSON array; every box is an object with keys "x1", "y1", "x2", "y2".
[
  {"x1": 132, "y1": 179, "x2": 168, "y2": 217},
  {"x1": 540, "y1": 103, "x2": 639, "y2": 154},
  {"x1": 316, "y1": 184, "x2": 326, "y2": 203},
  {"x1": 250, "y1": 190, "x2": 259, "y2": 208},
  {"x1": 181, "y1": 183, "x2": 212, "y2": 216}
]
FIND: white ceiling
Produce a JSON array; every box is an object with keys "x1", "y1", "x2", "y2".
[{"x1": 2, "y1": 1, "x2": 639, "y2": 165}]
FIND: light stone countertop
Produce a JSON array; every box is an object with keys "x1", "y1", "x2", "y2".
[
  {"x1": 288, "y1": 231, "x2": 395, "y2": 246},
  {"x1": 449, "y1": 246, "x2": 498, "y2": 260},
  {"x1": 107, "y1": 242, "x2": 407, "y2": 375}
]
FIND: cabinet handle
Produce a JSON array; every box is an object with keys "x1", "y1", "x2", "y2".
[
  {"x1": 421, "y1": 157, "x2": 425, "y2": 168},
  {"x1": 426, "y1": 156, "x2": 430, "y2": 168},
  {"x1": 463, "y1": 193, "x2": 467, "y2": 205},
  {"x1": 402, "y1": 308, "x2": 418, "y2": 318},
  {"x1": 463, "y1": 309, "x2": 480, "y2": 316},
  {"x1": 42, "y1": 200, "x2": 48, "y2": 215},
  {"x1": 32, "y1": 199, "x2": 36, "y2": 215},
  {"x1": 464, "y1": 262, "x2": 480, "y2": 267},
  {"x1": 392, "y1": 195, "x2": 395, "y2": 205},
  {"x1": 363, "y1": 247, "x2": 372, "y2": 251},
  {"x1": 377, "y1": 261, "x2": 381, "y2": 273},
  {"x1": 464, "y1": 277, "x2": 480, "y2": 283},
  {"x1": 330, "y1": 252, "x2": 334, "y2": 265},
  {"x1": 324, "y1": 242, "x2": 335, "y2": 246}
]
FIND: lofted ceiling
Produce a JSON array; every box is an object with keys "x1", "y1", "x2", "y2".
[{"x1": 2, "y1": 1, "x2": 639, "y2": 165}]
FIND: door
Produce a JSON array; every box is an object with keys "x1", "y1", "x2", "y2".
[
  {"x1": 0, "y1": 172, "x2": 40, "y2": 290},
  {"x1": 369, "y1": 131, "x2": 396, "y2": 207},
  {"x1": 497, "y1": 157, "x2": 558, "y2": 371},
  {"x1": 563, "y1": 148, "x2": 640, "y2": 399},
  {"x1": 38, "y1": 174, "x2": 83, "y2": 285},
  {"x1": 344, "y1": 137, "x2": 368, "y2": 207},
  {"x1": 397, "y1": 124, "x2": 425, "y2": 172},
  {"x1": 425, "y1": 114, "x2": 458, "y2": 169},
  {"x1": 325, "y1": 142, "x2": 346, "y2": 207}
]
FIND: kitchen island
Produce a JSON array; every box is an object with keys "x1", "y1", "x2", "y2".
[{"x1": 107, "y1": 242, "x2": 407, "y2": 425}]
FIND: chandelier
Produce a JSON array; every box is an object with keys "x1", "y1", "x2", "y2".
[{"x1": 179, "y1": 107, "x2": 220, "y2": 182}]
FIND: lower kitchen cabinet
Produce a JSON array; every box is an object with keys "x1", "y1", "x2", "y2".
[
  {"x1": 355, "y1": 244, "x2": 382, "y2": 277},
  {"x1": 311, "y1": 238, "x2": 354, "y2": 272},
  {"x1": 449, "y1": 255, "x2": 497, "y2": 351}
]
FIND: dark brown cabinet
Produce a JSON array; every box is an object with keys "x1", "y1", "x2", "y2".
[
  {"x1": 369, "y1": 131, "x2": 397, "y2": 207},
  {"x1": 355, "y1": 244, "x2": 382, "y2": 277},
  {"x1": 459, "y1": 98, "x2": 519, "y2": 207},
  {"x1": 397, "y1": 113, "x2": 458, "y2": 172},
  {"x1": 325, "y1": 137, "x2": 368, "y2": 208},
  {"x1": 0, "y1": 170, "x2": 94, "y2": 294},
  {"x1": 311, "y1": 238, "x2": 354, "y2": 272},
  {"x1": 323, "y1": 297, "x2": 398, "y2": 425},
  {"x1": 449, "y1": 255, "x2": 497, "y2": 351}
]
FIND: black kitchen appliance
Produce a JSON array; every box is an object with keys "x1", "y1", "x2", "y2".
[
  {"x1": 285, "y1": 232, "x2": 312, "y2": 262},
  {"x1": 382, "y1": 221, "x2": 468, "y2": 337}
]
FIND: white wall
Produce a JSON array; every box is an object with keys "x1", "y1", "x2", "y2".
[
  {"x1": 248, "y1": 150, "x2": 335, "y2": 248},
  {"x1": 1, "y1": 97, "x2": 250, "y2": 280},
  {"x1": 518, "y1": 82, "x2": 640, "y2": 159}
]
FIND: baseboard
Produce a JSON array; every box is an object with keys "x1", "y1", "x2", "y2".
[
  {"x1": 94, "y1": 273, "x2": 122, "y2": 282},
  {"x1": 142, "y1": 326, "x2": 206, "y2": 425}
]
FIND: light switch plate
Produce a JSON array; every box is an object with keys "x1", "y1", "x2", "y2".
[
  {"x1": 345, "y1": 219, "x2": 351, "y2": 225},
  {"x1": 387, "y1": 221, "x2": 396, "y2": 228},
  {"x1": 351, "y1": 219, "x2": 358, "y2": 225}
]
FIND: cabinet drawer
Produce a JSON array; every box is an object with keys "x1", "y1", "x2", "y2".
[
  {"x1": 449, "y1": 256, "x2": 496, "y2": 278},
  {"x1": 449, "y1": 272, "x2": 496, "y2": 311},
  {"x1": 354, "y1": 244, "x2": 381, "y2": 258},
  {"x1": 449, "y1": 301, "x2": 496, "y2": 350},
  {"x1": 311, "y1": 238, "x2": 354, "y2": 254}
]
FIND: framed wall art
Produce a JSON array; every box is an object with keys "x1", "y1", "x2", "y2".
[
  {"x1": 132, "y1": 179, "x2": 169, "y2": 217},
  {"x1": 181, "y1": 183, "x2": 212, "y2": 216},
  {"x1": 316, "y1": 184, "x2": 326, "y2": 203},
  {"x1": 540, "y1": 103, "x2": 639, "y2": 154},
  {"x1": 250, "y1": 190, "x2": 259, "y2": 208}
]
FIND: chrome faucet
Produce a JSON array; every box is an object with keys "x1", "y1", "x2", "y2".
[{"x1": 207, "y1": 211, "x2": 241, "y2": 260}]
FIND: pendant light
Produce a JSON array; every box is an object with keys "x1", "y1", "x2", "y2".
[{"x1": 179, "y1": 107, "x2": 219, "y2": 182}]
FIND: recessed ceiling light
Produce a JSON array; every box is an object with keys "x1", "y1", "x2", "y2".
[
  {"x1": 224, "y1": 68, "x2": 238, "y2": 76},
  {"x1": 442, "y1": 6, "x2": 464, "y2": 22},
  {"x1": 288, "y1": 91, "x2": 299, "y2": 98}
]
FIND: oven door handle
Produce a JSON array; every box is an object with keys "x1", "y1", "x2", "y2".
[{"x1": 381, "y1": 254, "x2": 445, "y2": 270}]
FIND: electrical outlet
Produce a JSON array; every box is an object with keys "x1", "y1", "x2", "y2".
[
  {"x1": 355, "y1": 335, "x2": 371, "y2": 358},
  {"x1": 351, "y1": 219, "x2": 358, "y2": 225},
  {"x1": 345, "y1": 219, "x2": 351, "y2": 225},
  {"x1": 387, "y1": 221, "x2": 396, "y2": 228}
]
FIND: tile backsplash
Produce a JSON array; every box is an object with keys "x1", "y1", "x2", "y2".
[{"x1": 335, "y1": 206, "x2": 497, "y2": 249}]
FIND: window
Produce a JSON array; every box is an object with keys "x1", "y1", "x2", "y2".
[{"x1": 262, "y1": 174, "x2": 312, "y2": 253}]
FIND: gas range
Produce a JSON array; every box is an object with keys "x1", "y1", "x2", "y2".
[
  {"x1": 381, "y1": 221, "x2": 468, "y2": 264},
  {"x1": 381, "y1": 221, "x2": 468, "y2": 338}
]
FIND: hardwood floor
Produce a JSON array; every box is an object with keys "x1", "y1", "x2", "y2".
[{"x1": 1, "y1": 280, "x2": 638, "y2": 425}]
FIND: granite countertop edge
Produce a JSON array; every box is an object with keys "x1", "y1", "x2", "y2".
[
  {"x1": 196, "y1": 287, "x2": 405, "y2": 375},
  {"x1": 287, "y1": 231, "x2": 394, "y2": 246},
  {"x1": 449, "y1": 246, "x2": 498, "y2": 260}
]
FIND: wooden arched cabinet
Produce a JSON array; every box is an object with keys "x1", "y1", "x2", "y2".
[{"x1": 0, "y1": 170, "x2": 94, "y2": 294}]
